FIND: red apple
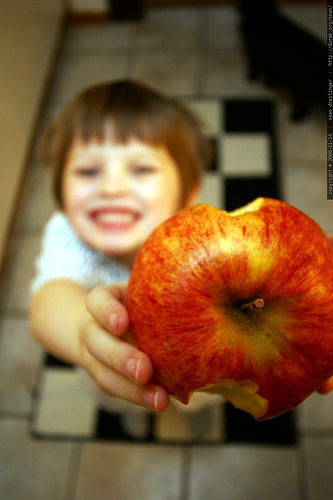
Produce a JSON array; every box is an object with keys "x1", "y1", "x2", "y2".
[{"x1": 127, "y1": 198, "x2": 333, "y2": 420}]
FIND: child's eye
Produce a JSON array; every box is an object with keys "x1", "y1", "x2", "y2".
[
  {"x1": 75, "y1": 167, "x2": 99, "y2": 177},
  {"x1": 132, "y1": 165, "x2": 157, "y2": 175}
]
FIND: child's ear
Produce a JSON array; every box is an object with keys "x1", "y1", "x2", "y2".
[{"x1": 185, "y1": 184, "x2": 200, "y2": 208}]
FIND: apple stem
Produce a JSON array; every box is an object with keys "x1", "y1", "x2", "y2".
[{"x1": 240, "y1": 298, "x2": 265, "y2": 311}]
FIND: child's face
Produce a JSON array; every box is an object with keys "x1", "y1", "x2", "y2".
[{"x1": 62, "y1": 136, "x2": 187, "y2": 267}]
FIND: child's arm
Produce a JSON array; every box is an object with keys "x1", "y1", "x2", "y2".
[{"x1": 29, "y1": 279, "x2": 169, "y2": 412}]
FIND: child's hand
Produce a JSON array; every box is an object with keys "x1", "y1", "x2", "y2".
[
  {"x1": 317, "y1": 378, "x2": 333, "y2": 395},
  {"x1": 78, "y1": 282, "x2": 169, "y2": 413}
]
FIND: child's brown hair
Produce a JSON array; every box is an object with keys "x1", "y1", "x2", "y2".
[{"x1": 38, "y1": 79, "x2": 211, "y2": 207}]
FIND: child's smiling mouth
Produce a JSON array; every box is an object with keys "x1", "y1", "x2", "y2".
[{"x1": 90, "y1": 208, "x2": 140, "y2": 230}]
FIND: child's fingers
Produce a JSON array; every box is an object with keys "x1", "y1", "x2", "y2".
[
  {"x1": 326, "y1": 233, "x2": 333, "y2": 245},
  {"x1": 90, "y1": 360, "x2": 169, "y2": 412},
  {"x1": 83, "y1": 320, "x2": 153, "y2": 386},
  {"x1": 317, "y1": 376, "x2": 333, "y2": 395},
  {"x1": 87, "y1": 282, "x2": 130, "y2": 336}
]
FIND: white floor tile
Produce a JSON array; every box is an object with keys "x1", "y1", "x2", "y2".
[
  {"x1": 64, "y1": 22, "x2": 136, "y2": 50},
  {"x1": 198, "y1": 172, "x2": 224, "y2": 209},
  {"x1": 0, "y1": 317, "x2": 43, "y2": 414},
  {"x1": 181, "y1": 97, "x2": 223, "y2": 136},
  {"x1": 0, "y1": 419, "x2": 72, "y2": 500},
  {"x1": 188, "y1": 445, "x2": 299, "y2": 500},
  {"x1": 303, "y1": 436, "x2": 333, "y2": 500},
  {"x1": 206, "y1": 6, "x2": 242, "y2": 47},
  {"x1": 280, "y1": 105, "x2": 326, "y2": 162},
  {"x1": 133, "y1": 7, "x2": 201, "y2": 48},
  {"x1": 133, "y1": 48, "x2": 201, "y2": 96},
  {"x1": 204, "y1": 47, "x2": 275, "y2": 98},
  {"x1": 155, "y1": 400, "x2": 224, "y2": 443},
  {"x1": 33, "y1": 369, "x2": 97, "y2": 438},
  {"x1": 222, "y1": 133, "x2": 272, "y2": 177},
  {"x1": 282, "y1": 160, "x2": 332, "y2": 234},
  {"x1": 297, "y1": 391, "x2": 333, "y2": 433},
  {"x1": 50, "y1": 51, "x2": 127, "y2": 103},
  {"x1": 75, "y1": 443, "x2": 184, "y2": 500}
]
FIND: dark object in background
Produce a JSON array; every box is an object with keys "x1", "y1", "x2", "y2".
[
  {"x1": 238, "y1": 0, "x2": 326, "y2": 121},
  {"x1": 109, "y1": 0, "x2": 143, "y2": 21}
]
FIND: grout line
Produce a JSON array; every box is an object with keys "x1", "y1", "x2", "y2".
[
  {"x1": 296, "y1": 442, "x2": 309, "y2": 500},
  {"x1": 179, "y1": 447, "x2": 192, "y2": 500},
  {"x1": 62, "y1": 443, "x2": 83, "y2": 500}
]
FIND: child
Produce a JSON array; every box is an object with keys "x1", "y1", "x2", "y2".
[
  {"x1": 29, "y1": 79, "x2": 212, "y2": 417},
  {"x1": 30, "y1": 79, "x2": 333, "y2": 430}
]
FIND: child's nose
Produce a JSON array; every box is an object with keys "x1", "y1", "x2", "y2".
[{"x1": 100, "y1": 169, "x2": 129, "y2": 196}]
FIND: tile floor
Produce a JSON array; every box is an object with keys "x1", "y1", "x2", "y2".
[{"x1": 0, "y1": 5, "x2": 332, "y2": 499}]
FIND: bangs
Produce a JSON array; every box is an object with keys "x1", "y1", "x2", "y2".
[
  {"x1": 38, "y1": 79, "x2": 210, "y2": 208},
  {"x1": 71, "y1": 80, "x2": 174, "y2": 147}
]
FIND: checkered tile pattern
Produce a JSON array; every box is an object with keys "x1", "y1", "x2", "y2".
[
  {"x1": 29, "y1": 98, "x2": 294, "y2": 445},
  {"x1": 189, "y1": 98, "x2": 281, "y2": 211}
]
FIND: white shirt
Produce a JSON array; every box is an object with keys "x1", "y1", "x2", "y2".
[{"x1": 30, "y1": 212, "x2": 131, "y2": 295}]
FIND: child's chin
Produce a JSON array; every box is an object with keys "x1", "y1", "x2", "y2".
[{"x1": 100, "y1": 245, "x2": 139, "y2": 267}]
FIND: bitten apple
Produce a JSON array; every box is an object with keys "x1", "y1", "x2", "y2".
[{"x1": 127, "y1": 198, "x2": 333, "y2": 420}]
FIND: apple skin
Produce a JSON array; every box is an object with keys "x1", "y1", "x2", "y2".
[{"x1": 126, "y1": 198, "x2": 333, "y2": 421}]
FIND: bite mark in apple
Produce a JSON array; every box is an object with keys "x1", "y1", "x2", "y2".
[{"x1": 200, "y1": 378, "x2": 268, "y2": 420}]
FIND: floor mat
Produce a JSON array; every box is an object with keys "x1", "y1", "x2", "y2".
[{"x1": 29, "y1": 97, "x2": 297, "y2": 445}]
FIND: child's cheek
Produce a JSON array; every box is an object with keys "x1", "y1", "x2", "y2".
[{"x1": 63, "y1": 181, "x2": 92, "y2": 216}]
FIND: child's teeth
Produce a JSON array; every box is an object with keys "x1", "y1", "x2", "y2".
[{"x1": 97, "y1": 212, "x2": 135, "y2": 223}]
